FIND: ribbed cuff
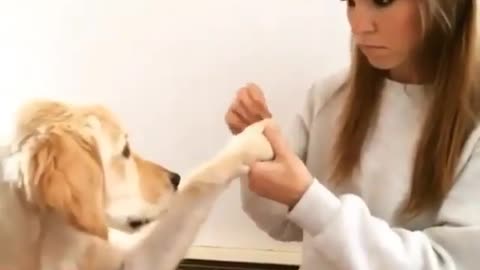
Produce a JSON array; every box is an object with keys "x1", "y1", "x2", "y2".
[{"x1": 287, "y1": 180, "x2": 340, "y2": 236}]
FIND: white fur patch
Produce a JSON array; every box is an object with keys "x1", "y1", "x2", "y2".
[
  {"x1": 1, "y1": 152, "x2": 21, "y2": 185},
  {"x1": 85, "y1": 115, "x2": 102, "y2": 130}
]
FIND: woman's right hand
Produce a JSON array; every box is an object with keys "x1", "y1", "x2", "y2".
[{"x1": 225, "y1": 83, "x2": 272, "y2": 135}]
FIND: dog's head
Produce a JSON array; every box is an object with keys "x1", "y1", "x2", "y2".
[{"x1": 10, "y1": 100, "x2": 180, "y2": 239}]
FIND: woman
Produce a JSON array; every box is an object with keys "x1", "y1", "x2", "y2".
[{"x1": 225, "y1": 0, "x2": 479, "y2": 269}]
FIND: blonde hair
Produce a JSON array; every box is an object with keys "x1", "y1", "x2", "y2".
[{"x1": 331, "y1": 0, "x2": 479, "y2": 215}]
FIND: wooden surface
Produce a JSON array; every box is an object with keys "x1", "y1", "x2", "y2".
[{"x1": 178, "y1": 259, "x2": 299, "y2": 270}]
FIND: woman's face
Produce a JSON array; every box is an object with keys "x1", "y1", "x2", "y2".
[{"x1": 345, "y1": 0, "x2": 423, "y2": 73}]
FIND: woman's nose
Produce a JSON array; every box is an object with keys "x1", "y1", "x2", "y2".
[{"x1": 348, "y1": 6, "x2": 376, "y2": 36}]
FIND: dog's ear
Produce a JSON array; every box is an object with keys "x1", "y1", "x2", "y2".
[{"x1": 24, "y1": 128, "x2": 108, "y2": 239}]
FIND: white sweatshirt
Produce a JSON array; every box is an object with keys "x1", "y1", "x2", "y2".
[{"x1": 240, "y1": 69, "x2": 480, "y2": 270}]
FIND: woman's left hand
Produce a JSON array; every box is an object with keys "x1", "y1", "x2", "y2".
[{"x1": 247, "y1": 121, "x2": 314, "y2": 209}]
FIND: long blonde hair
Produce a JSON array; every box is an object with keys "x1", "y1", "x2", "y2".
[{"x1": 331, "y1": 0, "x2": 479, "y2": 215}]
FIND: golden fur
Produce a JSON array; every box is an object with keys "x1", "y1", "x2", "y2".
[{"x1": 0, "y1": 100, "x2": 274, "y2": 270}]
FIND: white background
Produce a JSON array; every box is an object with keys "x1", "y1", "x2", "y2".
[{"x1": 0, "y1": 0, "x2": 350, "y2": 261}]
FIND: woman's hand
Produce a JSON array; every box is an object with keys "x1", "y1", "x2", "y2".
[
  {"x1": 225, "y1": 83, "x2": 272, "y2": 134},
  {"x1": 247, "y1": 120, "x2": 313, "y2": 209}
]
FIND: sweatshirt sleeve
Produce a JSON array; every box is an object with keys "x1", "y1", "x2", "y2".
[{"x1": 286, "y1": 127, "x2": 480, "y2": 270}]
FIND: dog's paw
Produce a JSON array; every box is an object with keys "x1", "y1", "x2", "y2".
[
  {"x1": 181, "y1": 120, "x2": 275, "y2": 188},
  {"x1": 223, "y1": 119, "x2": 275, "y2": 166}
]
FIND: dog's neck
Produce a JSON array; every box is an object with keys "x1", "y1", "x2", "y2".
[
  {"x1": 0, "y1": 147, "x2": 122, "y2": 270},
  {"x1": 0, "y1": 183, "x2": 112, "y2": 270},
  {"x1": 39, "y1": 210, "x2": 125, "y2": 270},
  {"x1": 37, "y1": 212, "x2": 93, "y2": 269},
  {"x1": 0, "y1": 183, "x2": 41, "y2": 270}
]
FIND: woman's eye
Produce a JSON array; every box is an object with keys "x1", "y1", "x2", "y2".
[
  {"x1": 340, "y1": 0, "x2": 394, "y2": 8},
  {"x1": 373, "y1": 0, "x2": 394, "y2": 7},
  {"x1": 341, "y1": 0, "x2": 355, "y2": 7}
]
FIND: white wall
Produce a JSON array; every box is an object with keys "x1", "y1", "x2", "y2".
[{"x1": 0, "y1": 0, "x2": 350, "y2": 263}]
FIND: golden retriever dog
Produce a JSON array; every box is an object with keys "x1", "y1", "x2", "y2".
[{"x1": 0, "y1": 100, "x2": 274, "y2": 270}]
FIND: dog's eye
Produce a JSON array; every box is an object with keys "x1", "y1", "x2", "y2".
[{"x1": 122, "y1": 143, "x2": 131, "y2": 158}]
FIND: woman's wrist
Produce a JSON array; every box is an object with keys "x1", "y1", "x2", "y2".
[
  {"x1": 287, "y1": 180, "x2": 341, "y2": 236},
  {"x1": 287, "y1": 176, "x2": 314, "y2": 210}
]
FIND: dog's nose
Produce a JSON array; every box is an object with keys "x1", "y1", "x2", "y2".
[
  {"x1": 169, "y1": 172, "x2": 181, "y2": 189},
  {"x1": 128, "y1": 218, "x2": 151, "y2": 230}
]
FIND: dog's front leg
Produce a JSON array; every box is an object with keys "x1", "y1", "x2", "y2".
[{"x1": 121, "y1": 120, "x2": 274, "y2": 270}]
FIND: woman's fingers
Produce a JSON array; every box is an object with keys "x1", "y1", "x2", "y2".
[{"x1": 225, "y1": 82, "x2": 272, "y2": 134}]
